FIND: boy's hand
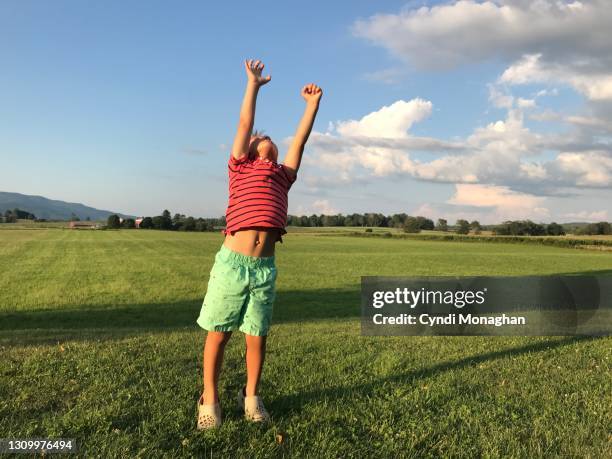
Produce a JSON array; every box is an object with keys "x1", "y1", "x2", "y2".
[
  {"x1": 245, "y1": 59, "x2": 271, "y2": 87},
  {"x1": 301, "y1": 83, "x2": 322, "y2": 105}
]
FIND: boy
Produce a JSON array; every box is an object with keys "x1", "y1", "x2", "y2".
[{"x1": 196, "y1": 59, "x2": 322, "y2": 429}]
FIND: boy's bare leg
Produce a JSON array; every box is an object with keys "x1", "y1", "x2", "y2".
[
  {"x1": 244, "y1": 334, "x2": 267, "y2": 396},
  {"x1": 202, "y1": 331, "x2": 232, "y2": 404}
]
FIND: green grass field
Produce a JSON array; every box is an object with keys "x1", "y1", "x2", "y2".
[{"x1": 1, "y1": 229, "x2": 610, "y2": 457}]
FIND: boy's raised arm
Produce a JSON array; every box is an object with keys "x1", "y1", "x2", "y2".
[
  {"x1": 231, "y1": 59, "x2": 271, "y2": 161},
  {"x1": 283, "y1": 83, "x2": 323, "y2": 177}
]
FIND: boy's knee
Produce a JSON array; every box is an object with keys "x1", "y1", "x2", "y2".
[
  {"x1": 245, "y1": 334, "x2": 267, "y2": 348},
  {"x1": 207, "y1": 331, "x2": 232, "y2": 346}
]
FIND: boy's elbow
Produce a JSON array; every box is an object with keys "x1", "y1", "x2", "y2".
[{"x1": 238, "y1": 117, "x2": 250, "y2": 129}]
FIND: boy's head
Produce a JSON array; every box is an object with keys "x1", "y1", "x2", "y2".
[{"x1": 249, "y1": 129, "x2": 278, "y2": 162}]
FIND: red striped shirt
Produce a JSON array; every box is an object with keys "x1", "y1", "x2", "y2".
[{"x1": 222, "y1": 153, "x2": 297, "y2": 242}]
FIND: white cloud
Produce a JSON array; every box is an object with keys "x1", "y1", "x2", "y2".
[
  {"x1": 295, "y1": 199, "x2": 338, "y2": 215},
  {"x1": 352, "y1": 1, "x2": 612, "y2": 72},
  {"x1": 304, "y1": 101, "x2": 612, "y2": 194},
  {"x1": 488, "y1": 83, "x2": 514, "y2": 109},
  {"x1": 562, "y1": 209, "x2": 609, "y2": 221},
  {"x1": 500, "y1": 53, "x2": 612, "y2": 101},
  {"x1": 297, "y1": 129, "x2": 465, "y2": 152},
  {"x1": 564, "y1": 115, "x2": 612, "y2": 133},
  {"x1": 412, "y1": 184, "x2": 552, "y2": 224},
  {"x1": 517, "y1": 97, "x2": 536, "y2": 108},
  {"x1": 410, "y1": 202, "x2": 493, "y2": 224},
  {"x1": 534, "y1": 88, "x2": 559, "y2": 97},
  {"x1": 528, "y1": 109, "x2": 612, "y2": 134},
  {"x1": 353, "y1": 1, "x2": 612, "y2": 104},
  {"x1": 549, "y1": 151, "x2": 612, "y2": 187},
  {"x1": 312, "y1": 199, "x2": 338, "y2": 214},
  {"x1": 528, "y1": 109, "x2": 562, "y2": 122},
  {"x1": 333, "y1": 99, "x2": 432, "y2": 139},
  {"x1": 448, "y1": 184, "x2": 550, "y2": 221},
  {"x1": 412, "y1": 203, "x2": 437, "y2": 218}
]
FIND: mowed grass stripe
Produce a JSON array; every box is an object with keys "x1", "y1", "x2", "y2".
[
  {"x1": 2, "y1": 230, "x2": 612, "y2": 312},
  {"x1": 278, "y1": 235, "x2": 612, "y2": 291},
  {"x1": 0, "y1": 230, "x2": 77, "y2": 309}
]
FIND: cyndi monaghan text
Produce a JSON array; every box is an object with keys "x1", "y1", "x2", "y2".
[{"x1": 372, "y1": 313, "x2": 526, "y2": 327}]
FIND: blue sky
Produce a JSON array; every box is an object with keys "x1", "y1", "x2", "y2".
[{"x1": 2, "y1": 0, "x2": 611, "y2": 223}]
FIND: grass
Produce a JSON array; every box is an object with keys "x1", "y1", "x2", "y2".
[{"x1": 0, "y1": 229, "x2": 611, "y2": 457}]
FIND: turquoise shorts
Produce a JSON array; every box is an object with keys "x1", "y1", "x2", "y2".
[{"x1": 196, "y1": 244, "x2": 277, "y2": 336}]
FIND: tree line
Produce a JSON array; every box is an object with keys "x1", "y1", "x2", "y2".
[
  {"x1": 286, "y1": 213, "x2": 574, "y2": 236},
  {"x1": 287, "y1": 213, "x2": 610, "y2": 236},
  {"x1": 286, "y1": 213, "x2": 487, "y2": 234},
  {"x1": 4, "y1": 206, "x2": 610, "y2": 236},
  {"x1": 0, "y1": 208, "x2": 36, "y2": 223},
  {"x1": 106, "y1": 210, "x2": 225, "y2": 232},
  {"x1": 0, "y1": 208, "x2": 91, "y2": 223}
]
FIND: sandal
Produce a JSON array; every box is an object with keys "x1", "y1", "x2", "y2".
[
  {"x1": 196, "y1": 394, "x2": 222, "y2": 430},
  {"x1": 237, "y1": 387, "x2": 270, "y2": 423}
]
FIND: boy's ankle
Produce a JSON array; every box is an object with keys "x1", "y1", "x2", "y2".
[
  {"x1": 244, "y1": 386, "x2": 257, "y2": 397},
  {"x1": 201, "y1": 392, "x2": 218, "y2": 405}
]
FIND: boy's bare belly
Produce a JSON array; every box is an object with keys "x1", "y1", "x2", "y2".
[{"x1": 223, "y1": 228, "x2": 280, "y2": 257}]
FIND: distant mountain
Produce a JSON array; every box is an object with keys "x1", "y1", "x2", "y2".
[{"x1": 0, "y1": 191, "x2": 135, "y2": 221}]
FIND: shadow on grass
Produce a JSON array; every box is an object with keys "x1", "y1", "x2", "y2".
[
  {"x1": 268, "y1": 334, "x2": 602, "y2": 415},
  {"x1": 0, "y1": 288, "x2": 361, "y2": 345},
  {"x1": 2, "y1": 268, "x2": 609, "y2": 345}
]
